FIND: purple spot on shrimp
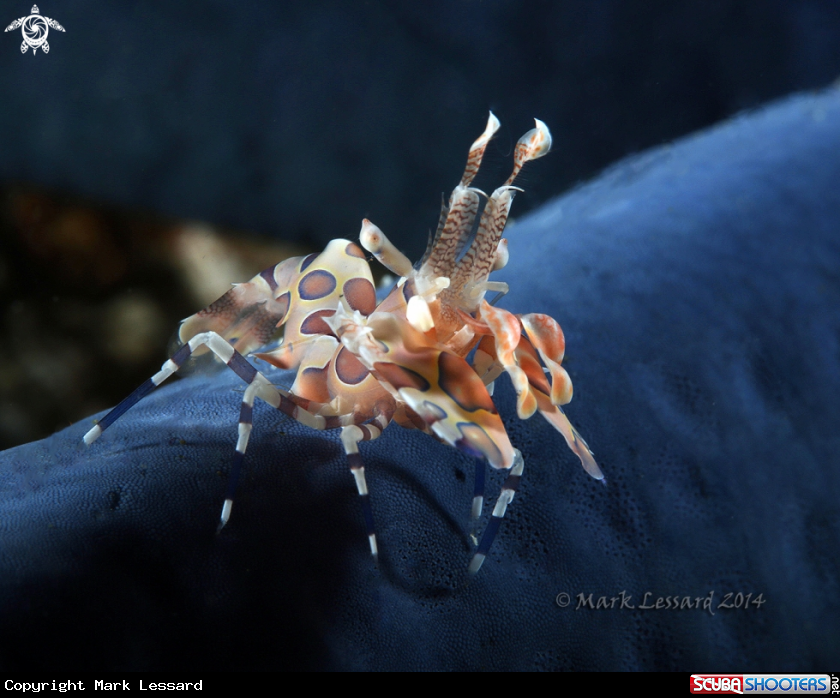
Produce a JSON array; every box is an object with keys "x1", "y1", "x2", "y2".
[
  {"x1": 422, "y1": 400, "x2": 447, "y2": 421},
  {"x1": 297, "y1": 365, "x2": 331, "y2": 403},
  {"x1": 273, "y1": 292, "x2": 291, "y2": 324},
  {"x1": 259, "y1": 267, "x2": 279, "y2": 292},
  {"x1": 300, "y1": 309, "x2": 336, "y2": 336},
  {"x1": 298, "y1": 270, "x2": 337, "y2": 300},
  {"x1": 374, "y1": 361, "x2": 431, "y2": 392},
  {"x1": 345, "y1": 242, "x2": 366, "y2": 259},
  {"x1": 343, "y1": 277, "x2": 377, "y2": 315},
  {"x1": 299, "y1": 253, "x2": 318, "y2": 272},
  {"x1": 335, "y1": 346, "x2": 369, "y2": 385}
]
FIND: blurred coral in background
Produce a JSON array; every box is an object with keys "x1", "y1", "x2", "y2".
[{"x1": 0, "y1": 186, "x2": 305, "y2": 448}]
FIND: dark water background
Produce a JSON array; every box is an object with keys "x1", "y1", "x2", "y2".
[
  {"x1": 2, "y1": 0, "x2": 840, "y2": 449},
  {"x1": 3, "y1": 0, "x2": 840, "y2": 252}
]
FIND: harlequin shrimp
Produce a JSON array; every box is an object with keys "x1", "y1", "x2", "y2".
[{"x1": 84, "y1": 113, "x2": 604, "y2": 573}]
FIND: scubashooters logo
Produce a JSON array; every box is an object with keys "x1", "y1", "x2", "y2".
[
  {"x1": 690, "y1": 675, "x2": 831, "y2": 694},
  {"x1": 4, "y1": 5, "x2": 64, "y2": 54}
]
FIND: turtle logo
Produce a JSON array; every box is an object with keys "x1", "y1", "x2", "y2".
[{"x1": 5, "y1": 5, "x2": 64, "y2": 55}]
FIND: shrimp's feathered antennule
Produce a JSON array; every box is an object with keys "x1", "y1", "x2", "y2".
[
  {"x1": 82, "y1": 112, "x2": 601, "y2": 575},
  {"x1": 418, "y1": 112, "x2": 500, "y2": 278}
]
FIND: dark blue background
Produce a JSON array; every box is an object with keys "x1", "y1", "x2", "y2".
[{"x1": 2, "y1": 0, "x2": 840, "y2": 258}]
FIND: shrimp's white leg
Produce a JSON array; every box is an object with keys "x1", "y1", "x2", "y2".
[
  {"x1": 469, "y1": 449, "x2": 524, "y2": 575},
  {"x1": 82, "y1": 331, "x2": 334, "y2": 531},
  {"x1": 341, "y1": 410, "x2": 389, "y2": 559},
  {"x1": 472, "y1": 458, "x2": 486, "y2": 520}
]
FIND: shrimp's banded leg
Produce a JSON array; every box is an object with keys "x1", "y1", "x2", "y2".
[
  {"x1": 82, "y1": 331, "x2": 332, "y2": 529},
  {"x1": 472, "y1": 458, "x2": 486, "y2": 520},
  {"x1": 341, "y1": 410, "x2": 389, "y2": 559},
  {"x1": 217, "y1": 364, "x2": 286, "y2": 532},
  {"x1": 83, "y1": 332, "x2": 299, "y2": 443},
  {"x1": 82, "y1": 332, "x2": 268, "y2": 444},
  {"x1": 469, "y1": 448, "x2": 524, "y2": 575}
]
